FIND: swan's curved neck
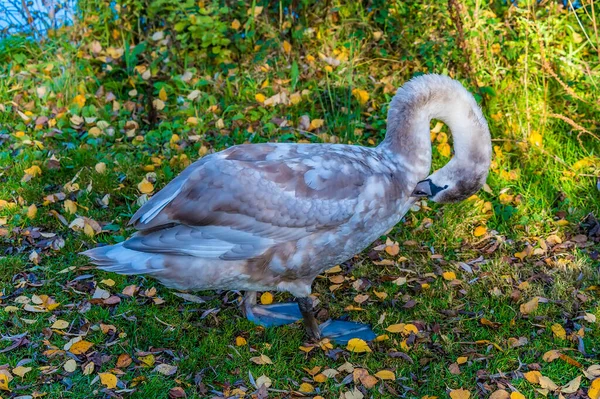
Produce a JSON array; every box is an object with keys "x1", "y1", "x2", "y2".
[{"x1": 379, "y1": 75, "x2": 490, "y2": 183}]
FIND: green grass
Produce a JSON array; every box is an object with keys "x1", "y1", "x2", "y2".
[{"x1": 0, "y1": 0, "x2": 599, "y2": 398}]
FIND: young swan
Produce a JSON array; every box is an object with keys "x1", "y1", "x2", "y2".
[{"x1": 83, "y1": 74, "x2": 492, "y2": 344}]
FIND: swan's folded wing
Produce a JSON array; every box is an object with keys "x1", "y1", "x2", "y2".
[{"x1": 128, "y1": 145, "x2": 371, "y2": 251}]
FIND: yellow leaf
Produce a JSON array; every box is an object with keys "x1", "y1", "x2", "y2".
[
  {"x1": 255, "y1": 93, "x2": 266, "y2": 103},
  {"x1": 24, "y1": 165, "x2": 42, "y2": 177},
  {"x1": 283, "y1": 40, "x2": 292, "y2": 54},
  {"x1": 589, "y1": 378, "x2": 600, "y2": 399},
  {"x1": 231, "y1": 19, "x2": 241, "y2": 30},
  {"x1": 158, "y1": 87, "x2": 167, "y2": 101},
  {"x1": 456, "y1": 356, "x2": 468, "y2": 365},
  {"x1": 551, "y1": 323, "x2": 566, "y2": 339},
  {"x1": 299, "y1": 382, "x2": 313, "y2": 393},
  {"x1": 520, "y1": 297, "x2": 539, "y2": 315},
  {"x1": 529, "y1": 131, "x2": 543, "y2": 147},
  {"x1": 73, "y1": 94, "x2": 86, "y2": 108},
  {"x1": 83, "y1": 223, "x2": 95, "y2": 237},
  {"x1": 524, "y1": 370, "x2": 541, "y2": 384},
  {"x1": 443, "y1": 271, "x2": 456, "y2": 281},
  {"x1": 437, "y1": 142, "x2": 451, "y2": 158},
  {"x1": 51, "y1": 319, "x2": 69, "y2": 329},
  {"x1": 308, "y1": 119, "x2": 324, "y2": 131},
  {"x1": 64, "y1": 199, "x2": 77, "y2": 215},
  {"x1": 138, "y1": 178, "x2": 154, "y2": 194},
  {"x1": 260, "y1": 292, "x2": 273, "y2": 305},
  {"x1": 449, "y1": 388, "x2": 470, "y2": 399},
  {"x1": 473, "y1": 226, "x2": 487, "y2": 237},
  {"x1": 0, "y1": 373, "x2": 9, "y2": 391},
  {"x1": 313, "y1": 373, "x2": 327, "y2": 383},
  {"x1": 236, "y1": 336, "x2": 247, "y2": 346},
  {"x1": 99, "y1": 372, "x2": 118, "y2": 389},
  {"x1": 352, "y1": 89, "x2": 369, "y2": 105},
  {"x1": 69, "y1": 340, "x2": 94, "y2": 355},
  {"x1": 385, "y1": 323, "x2": 406, "y2": 333},
  {"x1": 12, "y1": 366, "x2": 31, "y2": 378},
  {"x1": 27, "y1": 204, "x2": 37, "y2": 219},
  {"x1": 510, "y1": 392, "x2": 526, "y2": 399},
  {"x1": 346, "y1": 338, "x2": 371, "y2": 353},
  {"x1": 374, "y1": 370, "x2": 395, "y2": 380},
  {"x1": 139, "y1": 354, "x2": 155, "y2": 367}
]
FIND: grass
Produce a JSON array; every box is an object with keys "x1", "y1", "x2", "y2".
[{"x1": 0, "y1": 0, "x2": 599, "y2": 398}]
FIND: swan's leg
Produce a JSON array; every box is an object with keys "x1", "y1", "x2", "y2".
[
  {"x1": 297, "y1": 297, "x2": 320, "y2": 339},
  {"x1": 242, "y1": 291, "x2": 302, "y2": 327}
]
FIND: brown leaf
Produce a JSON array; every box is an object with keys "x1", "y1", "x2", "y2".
[
  {"x1": 489, "y1": 390, "x2": 510, "y2": 399},
  {"x1": 449, "y1": 388, "x2": 470, "y2": 399},
  {"x1": 520, "y1": 297, "x2": 539, "y2": 314},
  {"x1": 116, "y1": 354, "x2": 132, "y2": 369},
  {"x1": 168, "y1": 387, "x2": 187, "y2": 398}
]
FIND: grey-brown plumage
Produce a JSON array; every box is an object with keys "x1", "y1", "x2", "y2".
[{"x1": 83, "y1": 74, "x2": 492, "y2": 340}]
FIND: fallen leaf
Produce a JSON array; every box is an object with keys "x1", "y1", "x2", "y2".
[
  {"x1": 12, "y1": 366, "x2": 32, "y2": 378},
  {"x1": 27, "y1": 204, "x2": 37, "y2": 219},
  {"x1": 375, "y1": 370, "x2": 395, "y2": 380},
  {"x1": 99, "y1": 372, "x2": 118, "y2": 389},
  {"x1": 347, "y1": 338, "x2": 371, "y2": 353},
  {"x1": 256, "y1": 375, "x2": 272, "y2": 388},
  {"x1": 551, "y1": 323, "x2": 566, "y2": 339},
  {"x1": 589, "y1": 378, "x2": 600, "y2": 399},
  {"x1": 138, "y1": 178, "x2": 154, "y2": 194},
  {"x1": 260, "y1": 292, "x2": 273, "y2": 305},
  {"x1": 154, "y1": 363, "x2": 178, "y2": 376},
  {"x1": 250, "y1": 354, "x2": 273, "y2": 365},
  {"x1": 489, "y1": 390, "x2": 509, "y2": 399},
  {"x1": 116, "y1": 353, "x2": 132, "y2": 368},
  {"x1": 51, "y1": 319, "x2": 69, "y2": 329},
  {"x1": 352, "y1": 89, "x2": 369, "y2": 105},
  {"x1": 139, "y1": 354, "x2": 155, "y2": 367},
  {"x1": 561, "y1": 375, "x2": 581, "y2": 394},
  {"x1": 299, "y1": 382, "x2": 314, "y2": 393},
  {"x1": 69, "y1": 340, "x2": 93, "y2": 355},
  {"x1": 236, "y1": 336, "x2": 247, "y2": 346},
  {"x1": 283, "y1": 40, "x2": 292, "y2": 54},
  {"x1": 443, "y1": 271, "x2": 457, "y2": 281},
  {"x1": 449, "y1": 388, "x2": 470, "y2": 399},
  {"x1": 64, "y1": 359, "x2": 77, "y2": 372},
  {"x1": 539, "y1": 376, "x2": 558, "y2": 391},
  {"x1": 524, "y1": 370, "x2": 542, "y2": 384},
  {"x1": 543, "y1": 350, "x2": 561, "y2": 362},
  {"x1": 584, "y1": 313, "x2": 597, "y2": 323},
  {"x1": 168, "y1": 387, "x2": 187, "y2": 398},
  {"x1": 520, "y1": 297, "x2": 539, "y2": 314},
  {"x1": 474, "y1": 226, "x2": 487, "y2": 237},
  {"x1": 0, "y1": 372, "x2": 9, "y2": 391},
  {"x1": 510, "y1": 392, "x2": 526, "y2": 399}
]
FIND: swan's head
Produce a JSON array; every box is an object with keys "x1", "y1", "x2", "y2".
[{"x1": 412, "y1": 154, "x2": 491, "y2": 204}]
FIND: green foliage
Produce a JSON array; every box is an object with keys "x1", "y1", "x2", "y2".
[{"x1": 0, "y1": 0, "x2": 599, "y2": 397}]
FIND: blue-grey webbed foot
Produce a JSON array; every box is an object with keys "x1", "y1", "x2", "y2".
[
  {"x1": 242, "y1": 291, "x2": 302, "y2": 327},
  {"x1": 319, "y1": 319, "x2": 376, "y2": 345}
]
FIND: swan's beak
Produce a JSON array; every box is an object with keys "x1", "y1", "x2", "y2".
[{"x1": 412, "y1": 180, "x2": 432, "y2": 197}]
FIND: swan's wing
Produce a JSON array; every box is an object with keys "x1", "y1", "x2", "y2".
[{"x1": 126, "y1": 144, "x2": 384, "y2": 260}]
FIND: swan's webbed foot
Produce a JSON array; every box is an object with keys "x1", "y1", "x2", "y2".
[
  {"x1": 319, "y1": 320, "x2": 376, "y2": 345},
  {"x1": 242, "y1": 291, "x2": 302, "y2": 327}
]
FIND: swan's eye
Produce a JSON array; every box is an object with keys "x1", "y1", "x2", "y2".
[{"x1": 414, "y1": 190, "x2": 428, "y2": 196}]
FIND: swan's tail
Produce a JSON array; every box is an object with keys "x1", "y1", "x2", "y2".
[{"x1": 81, "y1": 244, "x2": 159, "y2": 275}]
